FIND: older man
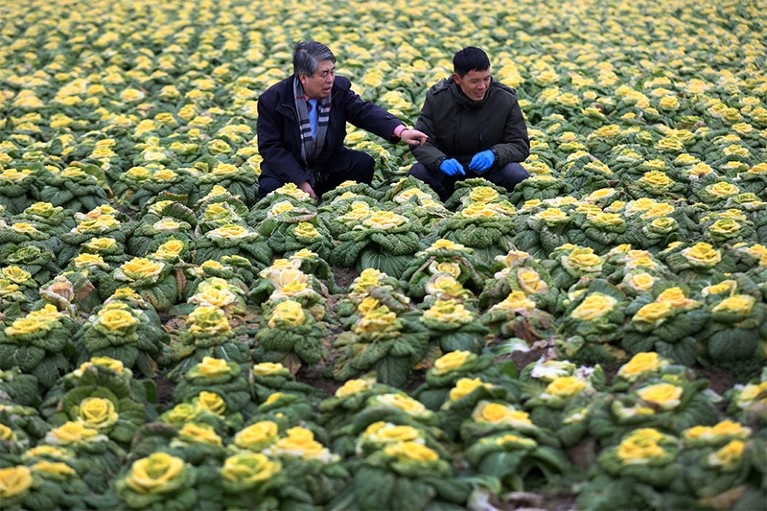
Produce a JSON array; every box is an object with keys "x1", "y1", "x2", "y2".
[
  {"x1": 408, "y1": 46, "x2": 530, "y2": 201},
  {"x1": 257, "y1": 41, "x2": 427, "y2": 200}
]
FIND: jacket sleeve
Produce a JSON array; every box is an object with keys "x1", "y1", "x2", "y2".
[
  {"x1": 491, "y1": 100, "x2": 530, "y2": 166},
  {"x1": 340, "y1": 80, "x2": 403, "y2": 142},
  {"x1": 256, "y1": 91, "x2": 309, "y2": 185},
  {"x1": 411, "y1": 92, "x2": 448, "y2": 171}
]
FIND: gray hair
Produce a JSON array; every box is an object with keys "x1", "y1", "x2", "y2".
[{"x1": 293, "y1": 41, "x2": 336, "y2": 76}]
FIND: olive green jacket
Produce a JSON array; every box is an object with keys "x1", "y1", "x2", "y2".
[{"x1": 411, "y1": 77, "x2": 530, "y2": 170}]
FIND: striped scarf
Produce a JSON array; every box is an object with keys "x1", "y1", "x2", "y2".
[{"x1": 293, "y1": 76, "x2": 331, "y2": 167}]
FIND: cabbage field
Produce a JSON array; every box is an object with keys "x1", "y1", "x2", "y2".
[{"x1": 0, "y1": 0, "x2": 766, "y2": 509}]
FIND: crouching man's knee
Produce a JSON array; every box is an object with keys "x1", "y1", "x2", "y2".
[{"x1": 496, "y1": 162, "x2": 530, "y2": 192}]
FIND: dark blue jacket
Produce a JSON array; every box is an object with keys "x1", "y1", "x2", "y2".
[{"x1": 257, "y1": 74, "x2": 403, "y2": 186}]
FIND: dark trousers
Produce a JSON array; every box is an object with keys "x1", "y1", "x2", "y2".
[
  {"x1": 408, "y1": 161, "x2": 530, "y2": 202},
  {"x1": 258, "y1": 149, "x2": 375, "y2": 199}
]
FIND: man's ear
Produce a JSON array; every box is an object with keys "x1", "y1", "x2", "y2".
[
  {"x1": 451, "y1": 73, "x2": 460, "y2": 84},
  {"x1": 298, "y1": 73, "x2": 307, "y2": 86}
]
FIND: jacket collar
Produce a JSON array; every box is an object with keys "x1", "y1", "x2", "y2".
[{"x1": 276, "y1": 74, "x2": 299, "y2": 119}]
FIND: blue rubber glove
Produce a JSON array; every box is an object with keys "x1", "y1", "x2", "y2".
[
  {"x1": 468, "y1": 149, "x2": 495, "y2": 172},
  {"x1": 439, "y1": 158, "x2": 465, "y2": 176}
]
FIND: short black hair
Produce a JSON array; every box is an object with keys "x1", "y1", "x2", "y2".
[{"x1": 453, "y1": 47, "x2": 490, "y2": 77}]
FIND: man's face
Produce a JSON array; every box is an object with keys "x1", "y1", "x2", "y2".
[
  {"x1": 299, "y1": 60, "x2": 335, "y2": 99},
  {"x1": 453, "y1": 68, "x2": 491, "y2": 102}
]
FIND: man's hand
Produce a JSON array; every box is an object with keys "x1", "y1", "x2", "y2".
[
  {"x1": 439, "y1": 158, "x2": 465, "y2": 176},
  {"x1": 468, "y1": 150, "x2": 495, "y2": 172},
  {"x1": 400, "y1": 128, "x2": 428, "y2": 146},
  {"x1": 298, "y1": 181, "x2": 318, "y2": 201}
]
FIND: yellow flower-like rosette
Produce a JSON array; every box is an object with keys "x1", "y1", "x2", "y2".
[
  {"x1": 268, "y1": 299, "x2": 306, "y2": 328},
  {"x1": 472, "y1": 401, "x2": 533, "y2": 427},
  {"x1": 707, "y1": 440, "x2": 745, "y2": 469},
  {"x1": 535, "y1": 207, "x2": 568, "y2": 224},
  {"x1": 516, "y1": 269, "x2": 547, "y2": 295},
  {"x1": 422, "y1": 300, "x2": 473, "y2": 324},
  {"x1": 711, "y1": 294, "x2": 755, "y2": 316},
  {"x1": 492, "y1": 291, "x2": 536, "y2": 311},
  {"x1": 702, "y1": 280, "x2": 737, "y2": 297},
  {"x1": 293, "y1": 222, "x2": 320, "y2": 239},
  {"x1": 361, "y1": 421, "x2": 422, "y2": 446},
  {"x1": 0, "y1": 168, "x2": 33, "y2": 182},
  {"x1": 684, "y1": 420, "x2": 751, "y2": 444},
  {"x1": 189, "y1": 286, "x2": 236, "y2": 308},
  {"x1": 272, "y1": 183, "x2": 310, "y2": 200},
  {"x1": 272, "y1": 268, "x2": 308, "y2": 289},
  {"x1": 161, "y1": 404, "x2": 200, "y2": 426},
  {"x1": 252, "y1": 362, "x2": 287, "y2": 376},
  {"x1": 625, "y1": 272, "x2": 656, "y2": 292},
  {"x1": 617, "y1": 429, "x2": 669, "y2": 465},
  {"x1": 221, "y1": 453, "x2": 281, "y2": 488},
  {"x1": 154, "y1": 239, "x2": 185, "y2": 259},
  {"x1": 460, "y1": 203, "x2": 499, "y2": 218},
  {"x1": 46, "y1": 421, "x2": 101, "y2": 445},
  {"x1": 428, "y1": 260, "x2": 461, "y2": 278},
  {"x1": 562, "y1": 246, "x2": 603, "y2": 273},
  {"x1": 544, "y1": 376, "x2": 587, "y2": 398},
  {"x1": 78, "y1": 397, "x2": 119, "y2": 429},
  {"x1": 570, "y1": 293, "x2": 617, "y2": 321},
  {"x1": 448, "y1": 378, "x2": 492, "y2": 402},
  {"x1": 426, "y1": 239, "x2": 467, "y2": 252},
  {"x1": 335, "y1": 378, "x2": 373, "y2": 397},
  {"x1": 0, "y1": 466, "x2": 33, "y2": 499},
  {"x1": 10, "y1": 222, "x2": 41, "y2": 235},
  {"x1": 192, "y1": 357, "x2": 232, "y2": 378},
  {"x1": 121, "y1": 258, "x2": 163, "y2": 280},
  {"x1": 234, "y1": 421, "x2": 279, "y2": 451},
  {"x1": 75, "y1": 357, "x2": 125, "y2": 377},
  {"x1": 617, "y1": 352, "x2": 666, "y2": 381},
  {"x1": 207, "y1": 224, "x2": 251, "y2": 239},
  {"x1": 196, "y1": 391, "x2": 227, "y2": 416},
  {"x1": 469, "y1": 186, "x2": 500, "y2": 204},
  {"x1": 175, "y1": 423, "x2": 223, "y2": 446},
  {"x1": 432, "y1": 350, "x2": 475, "y2": 376},
  {"x1": 0, "y1": 424, "x2": 16, "y2": 441},
  {"x1": 495, "y1": 433, "x2": 538, "y2": 449},
  {"x1": 495, "y1": 250, "x2": 530, "y2": 268},
  {"x1": 187, "y1": 306, "x2": 231, "y2": 335},
  {"x1": 268, "y1": 427, "x2": 332, "y2": 462},
  {"x1": 30, "y1": 461, "x2": 76, "y2": 479},
  {"x1": 352, "y1": 268, "x2": 382, "y2": 292},
  {"x1": 375, "y1": 393, "x2": 428, "y2": 416},
  {"x1": 362, "y1": 211, "x2": 408, "y2": 230},
  {"x1": 74, "y1": 253, "x2": 108, "y2": 268},
  {"x1": 655, "y1": 287, "x2": 699, "y2": 309},
  {"x1": 424, "y1": 275, "x2": 466, "y2": 299},
  {"x1": 637, "y1": 383, "x2": 683, "y2": 410},
  {"x1": 736, "y1": 381, "x2": 767, "y2": 410},
  {"x1": 639, "y1": 170, "x2": 673, "y2": 188},
  {"x1": 5, "y1": 316, "x2": 56, "y2": 337},
  {"x1": 290, "y1": 249, "x2": 317, "y2": 260},
  {"x1": 632, "y1": 301, "x2": 674, "y2": 326},
  {"x1": 705, "y1": 181, "x2": 739, "y2": 198},
  {"x1": 384, "y1": 441, "x2": 439, "y2": 464},
  {"x1": 125, "y1": 453, "x2": 187, "y2": 495},
  {"x1": 96, "y1": 307, "x2": 139, "y2": 332},
  {"x1": 355, "y1": 306, "x2": 399, "y2": 335},
  {"x1": 86, "y1": 237, "x2": 117, "y2": 252}
]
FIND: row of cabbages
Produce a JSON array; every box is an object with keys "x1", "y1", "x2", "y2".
[
  {"x1": 1, "y1": 177, "x2": 766, "y2": 385},
  {"x1": 1, "y1": 176, "x2": 766, "y2": 509},
  {"x1": 2, "y1": 348, "x2": 766, "y2": 510}
]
